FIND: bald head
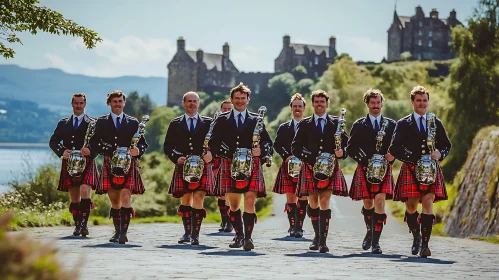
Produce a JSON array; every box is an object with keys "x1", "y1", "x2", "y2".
[
  {"x1": 182, "y1": 91, "x2": 200, "y2": 116},
  {"x1": 183, "y1": 91, "x2": 199, "y2": 103}
]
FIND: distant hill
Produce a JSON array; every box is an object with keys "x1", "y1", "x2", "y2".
[{"x1": 0, "y1": 64, "x2": 167, "y2": 116}]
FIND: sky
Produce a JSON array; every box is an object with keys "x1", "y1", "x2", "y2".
[{"x1": 0, "y1": 0, "x2": 477, "y2": 78}]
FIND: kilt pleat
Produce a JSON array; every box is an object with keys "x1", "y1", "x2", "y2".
[
  {"x1": 58, "y1": 157, "x2": 100, "y2": 192},
  {"x1": 96, "y1": 155, "x2": 145, "y2": 195},
  {"x1": 215, "y1": 157, "x2": 266, "y2": 198},
  {"x1": 296, "y1": 160, "x2": 348, "y2": 197},
  {"x1": 349, "y1": 164, "x2": 394, "y2": 200},
  {"x1": 272, "y1": 162, "x2": 297, "y2": 194},
  {"x1": 393, "y1": 162, "x2": 447, "y2": 202},
  {"x1": 168, "y1": 162, "x2": 216, "y2": 198}
]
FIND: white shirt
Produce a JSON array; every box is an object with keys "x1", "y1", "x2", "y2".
[
  {"x1": 314, "y1": 113, "x2": 327, "y2": 131},
  {"x1": 111, "y1": 112, "x2": 124, "y2": 129},
  {"x1": 369, "y1": 114, "x2": 382, "y2": 130},
  {"x1": 73, "y1": 114, "x2": 84, "y2": 127},
  {"x1": 184, "y1": 113, "x2": 199, "y2": 129},
  {"x1": 413, "y1": 112, "x2": 427, "y2": 131},
  {"x1": 292, "y1": 119, "x2": 300, "y2": 132},
  {"x1": 234, "y1": 109, "x2": 247, "y2": 127}
]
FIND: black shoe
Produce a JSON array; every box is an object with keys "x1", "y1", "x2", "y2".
[
  {"x1": 412, "y1": 234, "x2": 422, "y2": 255},
  {"x1": 371, "y1": 243, "x2": 382, "y2": 254},
  {"x1": 229, "y1": 235, "x2": 245, "y2": 248},
  {"x1": 224, "y1": 222, "x2": 234, "y2": 233},
  {"x1": 73, "y1": 226, "x2": 81, "y2": 236},
  {"x1": 118, "y1": 233, "x2": 128, "y2": 244},
  {"x1": 294, "y1": 229, "x2": 304, "y2": 238},
  {"x1": 80, "y1": 226, "x2": 89, "y2": 237},
  {"x1": 109, "y1": 231, "x2": 119, "y2": 243},
  {"x1": 191, "y1": 236, "x2": 200, "y2": 245},
  {"x1": 309, "y1": 238, "x2": 320, "y2": 250},
  {"x1": 243, "y1": 239, "x2": 254, "y2": 251},
  {"x1": 362, "y1": 231, "x2": 372, "y2": 250},
  {"x1": 218, "y1": 221, "x2": 226, "y2": 232},
  {"x1": 178, "y1": 233, "x2": 191, "y2": 244},
  {"x1": 419, "y1": 246, "x2": 431, "y2": 258},
  {"x1": 319, "y1": 244, "x2": 329, "y2": 253},
  {"x1": 288, "y1": 227, "x2": 296, "y2": 237}
]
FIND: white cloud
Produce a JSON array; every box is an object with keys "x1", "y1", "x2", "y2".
[
  {"x1": 231, "y1": 45, "x2": 273, "y2": 73},
  {"x1": 336, "y1": 35, "x2": 386, "y2": 62},
  {"x1": 44, "y1": 53, "x2": 76, "y2": 73}
]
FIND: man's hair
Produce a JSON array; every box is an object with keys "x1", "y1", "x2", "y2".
[
  {"x1": 310, "y1": 89, "x2": 329, "y2": 103},
  {"x1": 230, "y1": 82, "x2": 251, "y2": 98},
  {"x1": 363, "y1": 88, "x2": 385, "y2": 104},
  {"x1": 410, "y1": 85, "x2": 430, "y2": 101},
  {"x1": 106, "y1": 90, "x2": 126, "y2": 104},
  {"x1": 182, "y1": 91, "x2": 200, "y2": 102},
  {"x1": 71, "y1": 93, "x2": 86, "y2": 103},
  {"x1": 220, "y1": 100, "x2": 232, "y2": 108},
  {"x1": 289, "y1": 93, "x2": 306, "y2": 107}
]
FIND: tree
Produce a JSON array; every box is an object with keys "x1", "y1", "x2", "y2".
[
  {"x1": 123, "y1": 91, "x2": 156, "y2": 119},
  {"x1": 443, "y1": 0, "x2": 499, "y2": 176},
  {"x1": 400, "y1": 51, "x2": 412, "y2": 61},
  {"x1": 0, "y1": 0, "x2": 101, "y2": 58},
  {"x1": 291, "y1": 65, "x2": 307, "y2": 81}
]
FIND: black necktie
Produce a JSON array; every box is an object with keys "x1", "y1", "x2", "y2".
[
  {"x1": 237, "y1": 113, "x2": 243, "y2": 129},
  {"x1": 374, "y1": 118, "x2": 380, "y2": 133},
  {"x1": 115, "y1": 116, "x2": 121, "y2": 131},
  {"x1": 73, "y1": 117, "x2": 79, "y2": 131},
  {"x1": 419, "y1": 116, "x2": 426, "y2": 135},
  {"x1": 189, "y1": 117, "x2": 195, "y2": 133},
  {"x1": 317, "y1": 118, "x2": 323, "y2": 134}
]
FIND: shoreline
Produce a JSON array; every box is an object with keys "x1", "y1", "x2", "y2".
[{"x1": 0, "y1": 143, "x2": 46, "y2": 148}]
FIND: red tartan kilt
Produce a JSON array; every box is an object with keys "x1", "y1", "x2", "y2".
[
  {"x1": 211, "y1": 157, "x2": 222, "y2": 177},
  {"x1": 349, "y1": 164, "x2": 394, "y2": 200},
  {"x1": 393, "y1": 162, "x2": 447, "y2": 202},
  {"x1": 168, "y1": 162, "x2": 216, "y2": 198},
  {"x1": 296, "y1": 160, "x2": 348, "y2": 197},
  {"x1": 58, "y1": 157, "x2": 99, "y2": 192},
  {"x1": 96, "y1": 156, "x2": 145, "y2": 195},
  {"x1": 215, "y1": 157, "x2": 266, "y2": 198},
  {"x1": 272, "y1": 162, "x2": 297, "y2": 194}
]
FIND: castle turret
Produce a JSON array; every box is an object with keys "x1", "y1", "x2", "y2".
[
  {"x1": 177, "y1": 37, "x2": 185, "y2": 51},
  {"x1": 283, "y1": 35, "x2": 290, "y2": 48},
  {"x1": 430, "y1": 8, "x2": 439, "y2": 19},
  {"x1": 223, "y1": 42, "x2": 229, "y2": 58},
  {"x1": 196, "y1": 49, "x2": 203, "y2": 63}
]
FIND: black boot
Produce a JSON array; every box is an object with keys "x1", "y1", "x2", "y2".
[
  {"x1": 224, "y1": 210, "x2": 234, "y2": 233},
  {"x1": 79, "y1": 198, "x2": 92, "y2": 237},
  {"x1": 294, "y1": 200, "x2": 308, "y2": 238},
  {"x1": 319, "y1": 209, "x2": 332, "y2": 253},
  {"x1": 191, "y1": 208, "x2": 206, "y2": 245},
  {"x1": 119, "y1": 207, "x2": 133, "y2": 244},
  {"x1": 419, "y1": 213, "x2": 435, "y2": 258},
  {"x1": 109, "y1": 208, "x2": 121, "y2": 242},
  {"x1": 228, "y1": 209, "x2": 244, "y2": 248},
  {"x1": 361, "y1": 207, "x2": 374, "y2": 250},
  {"x1": 69, "y1": 202, "x2": 82, "y2": 236},
  {"x1": 285, "y1": 203, "x2": 297, "y2": 237},
  {"x1": 405, "y1": 211, "x2": 421, "y2": 255},
  {"x1": 371, "y1": 212, "x2": 387, "y2": 254},
  {"x1": 178, "y1": 205, "x2": 192, "y2": 244},
  {"x1": 242, "y1": 212, "x2": 257, "y2": 251},
  {"x1": 307, "y1": 206, "x2": 320, "y2": 250},
  {"x1": 217, "y1": 199, "x2": 227, "y2": 232}
]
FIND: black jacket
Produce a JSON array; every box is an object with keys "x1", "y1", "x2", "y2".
[
  {"x1": 208, "y1": 110, "x2": 272, "y2": 161},
  {"x1": 347, "y1": 114, "x2": 396, "y2": 166},
  {"x1": 163, "y1": 114, "x2": 212, "y2": 164},
  {"x1": 89, "y1": 113, "x2": 148, "y2": 159},
  {"x1": 49, "y1": 114, "x2": 98, "y2": 159},
  {"x1": 389, "y1": 114, "x2": 451, "y2": 164},
  {"x1": 291, "y1": 114, "x2": 348, "y2": 166},
  {"x1": 274, "y1": 120, "x2": 297, "y2": 161}
]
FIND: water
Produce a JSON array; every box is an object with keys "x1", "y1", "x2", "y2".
[{"x1": 0, "y1": 147, "x2": 55, "y2": 193}]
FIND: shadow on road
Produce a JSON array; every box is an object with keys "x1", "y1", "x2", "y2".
[
  {"x1": 59, "y1": 236, "x2": 94, "y2": 240},
  {"x1": 284, "y1": 252, "x2": 336, "y2": 258},
  {"x1": 272, "y1": 236, "x2": 313, "y2": 242},
  {"x1": 200, "y1": 250, "x2": 266, "y2": 257},
  {"x1": 390, "y1": 257, "x2": 456, "y2": 265},
  {"x1": 84, "y1": 243, "x2": 142, "y2": 248},
  {"x1": 157, "y1": 244, "x2": 217, "y2": 251},
  {"x1": 285, "y1": 252, "x2": 405, "y2": 259},
  {"x1": 204, "y1": 232, "x2": 234, "y2": 237}
]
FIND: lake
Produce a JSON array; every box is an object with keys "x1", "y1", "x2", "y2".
[{"x1": 0, "y1": 146, "x2": 56, "y2": 193}]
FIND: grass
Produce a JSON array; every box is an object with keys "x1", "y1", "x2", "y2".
[{"x1": 469, "y1": 235, "x2": 499, "y2": 244}]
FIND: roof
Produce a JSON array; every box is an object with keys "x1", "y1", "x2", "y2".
[
  {"x1": 186, "y1": 51, "x2": 223, "y2": 71},
  {"x1": 398, "y1": 16, "x2": 411, "y2": 28},
  {"x1": 290, "y1": 43, "x2": 330, "y2": 57}
]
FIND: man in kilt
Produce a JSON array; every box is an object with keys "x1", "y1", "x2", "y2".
[
  {"x1": 347, "y1": 89, "x2": 396, "y2": 254},
  {"x1": 291, "y1": 90, "x2": 349, "y2": 253},
  {"x1": 164, "y1": 92, "x2": 216, "y2": 245},
  {"x1": 49, "y1": 93, "x2": 99, "y2": 237},
  {"x1": 90, "y1": 90, "x2": 148, "y2": 244},
  {"x1": 272, "y1": 93, "x2": 308, "y2": 238},
  {"x1": 389, "y1": 86, "x2": 451, "y2": 258},
  {"x1": 214, "y1": 100, "x2": 234, "y2": 233},
  {"x1": 209, "y1": 83, "x2": 273, "y2": 251}
]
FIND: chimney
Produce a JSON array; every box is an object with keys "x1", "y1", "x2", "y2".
[
  {"x1": 415, "y1": 6, "x2": 424, "y2": 17},
  {"x1": 223, "y1": 42, "x2": 229, "y2": 58},
  {"x1": 329, "y1": 36, "x2": 336, "y2": 48},
  {"x1": 430, "y1": 8, "x2": 439, "y2": 19},
  {"x1": 177, "y1": 37, "x2": 185, "y2": 51},
  {"x1": 196, "y1": 49, "x2": 203, "y2": 63},
  {"x1": 449, "y1": 9, "x2": 456, "y2": 19},
  {"x1": 283, "y1": 35, "x2": 290, "y2": 48}
]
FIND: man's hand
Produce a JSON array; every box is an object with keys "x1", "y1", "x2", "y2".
[
  {"x1": 252, "y1": 147, "x2": 261, "y2": 157},
  {"x1": 81, "y1": 148, "x2": 91, "y2": 156},
  {"x1": 63, "y1": 150, "x2": 71, "y2": 159},
  {"x1": 203, "y1": 151, "x2": 213, "y2": 163},
  {"x1": 430, "y1": 150, "x2": 442, "y2": 160},
  {"x1": 177, "y1": 156, "x2": 187, "y2": 165},
  {"x1": 130, "y1": 147, "x2": 139, "y2": 157},
  {"x1": 384, "y1": 153, "x2": 395, "y2": 162},
  {"x1": 334, "y1": 148, "x2": 344, "y2": 158}
]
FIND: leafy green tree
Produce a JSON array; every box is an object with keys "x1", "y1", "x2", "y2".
[
  {"x1": 123, "y1": 91, "x2": 156, "y2": 119},
  {"x1": 0, "y1": 0, "x2": 101, "y2": 58},
  {"x1": 291, "y1": 65, "x2": 308, "y2": 81},
  {"x1": 294, "y1": 78, "x2": 314, "y2": 96},
  {"x1": 400, "y1": 51, "x2": 412, "y2": 61}
]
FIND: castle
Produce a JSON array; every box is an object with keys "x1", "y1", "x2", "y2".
[
  {"x1": 167, "y1": 35, "x2": 337, "y2": 106},
  {"x1": 387, "y1": 6, "x2": 462, "y2": 62}
]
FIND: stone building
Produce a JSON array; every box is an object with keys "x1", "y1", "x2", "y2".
[{"x1": 387, "y1": 6, "x2": 462, "y2": 62}]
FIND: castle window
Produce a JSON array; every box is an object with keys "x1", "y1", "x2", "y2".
[
  {"x1": 428, "y1": 41, "x2": 432, "y2": 47},
  {"x1": 419, "y1": 21, "x2": 423, "y2": 27},
  {"x1": 417, "y1": 53, "x2": 422, "y2": 60},
  {"x1": 314, "y1": 57, "x2": 319, "y2": 65},
  {"x1": 418, "y1": 40, "x2": 422, "y2": 46},
  {"x1": 429, "y1": 31, "x2": 432, "y2": 37},
  {"x1": 309, "y1": 61, "x2": 312, "y2": 67},
  {"x1": 314, "y1": 72, "x2": 318, "y2": 78},
  {"x1": 255, "y1": 84, "x2": 260, "y2": 94},
  {"x1": 448, "y1": 41, "x2": 452, "y2": 46},
  {"x1": 418, "y1": 30, "x2": 422, "y2": 36}
]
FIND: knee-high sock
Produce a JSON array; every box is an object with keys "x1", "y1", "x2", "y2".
[
  {"x1": 79, "y1": 198, "x2": 93, "y2": 228},
  {"x1": 372, "y1": 212, "x2": 387, "y2": 246},
  {"x1": 69, "y1": 202, "x2": 81, "y2": 227},
  {"x1": 191, "y1": 208, "x2": 207, "y2": 238},
  {"x1": 420, "y1": 213, "x2": 435, "y2": 247},
  {"x1": 109, "y1": 208, "x2": 121, "y2": 233},
  {"x1": 319, "y1": 209, "x2": 332, "y2": 245},
  {"x1": 285, "y1": 203, "x2": 297, "y2": 231},
  {"x1": 229, "y1": 209, "x2": 243, "y2": 237},
  {"x1": 295, "y1": 200, "x2": 308, "y2": 231},
  {"x1": 178, "y1": 205, "x2": 192, "y2": 236},
  {"x1": 120, "y1": 207, "x2": 133, "y2": 235},
  {"x1": 307, "y1": 206, "x2": 320, "y2": 241}
]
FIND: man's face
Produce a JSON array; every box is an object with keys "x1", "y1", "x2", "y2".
[
  {"x1": 72, "y1": 96, "x2": 86, "y2": 115},
  {"x1": 220, "y1": 103, "x2": 232, "y2": 113},
  {"x1": 367, "y1": 95, "x2": 383, "y2": 116},
  {"x1": 182, "y1": 93, "x2": 200, "y2": 115},
  {"x1": 109, "y1": 96, "x2": 125, "y2": 115},
  {"x1": 230, "y1": 91, "x2": 249, "y2": 112},
  {"x1": 411, "y1": 93, "x2": 428, "y2": 115},
  {"x1": 290, "y1": 99, "x2": 305, "y2": 119},
  {"x1": 312, "y1": 96, "x2": 328, "y2": 115}
]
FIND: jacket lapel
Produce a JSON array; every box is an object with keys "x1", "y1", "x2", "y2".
[
  {"x1": 409, "y1": 114, "x2": 424, "y2": 139},
  {"x1": 240, "y1": 111, "x2": 252, "y2": 131},
  {"x1": 107, "y1": 113, "x2": 118, "y2": 132},
  {"x1": 193, "y1": 116, "x2": 203, "y2": 135}
]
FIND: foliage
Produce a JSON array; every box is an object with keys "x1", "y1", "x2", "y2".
[
  {"x1": 143, "y1": 105, "x2": 182, "y2": 152},
  {"x1": 0, "y1": 0, "x2": 101, "y2": 58},
  {"x1": 293, "y1": 78, "x2": 315, "y2": 97},
  {"x1": 123, "y1": 91, "x2": 156, "y2": 120},
  {"x1": 400, "y1": 51, "x2": 412, "y2": 61},
  {"x1": 291, "y1": 65, "x2": 308, "y2": 81}
]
